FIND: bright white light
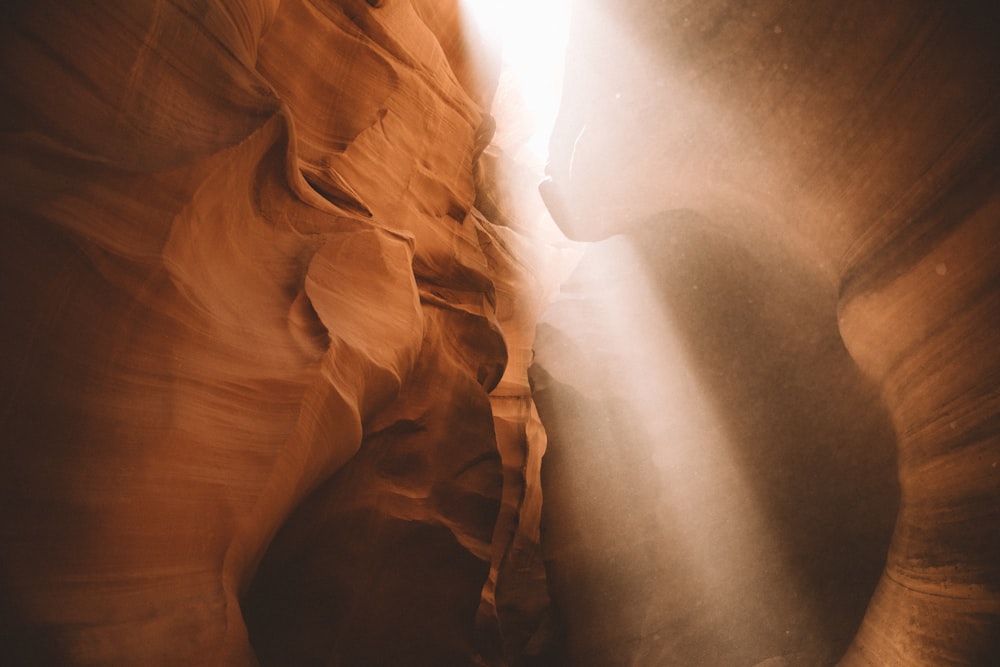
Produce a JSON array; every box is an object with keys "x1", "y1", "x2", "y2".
[{"x1": 462, "y1": 0, "x2": 571, "y2": 161}]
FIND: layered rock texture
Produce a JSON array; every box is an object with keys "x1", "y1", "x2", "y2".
[
  {"x1": 1, "y1": 0, "x2": 998, "y2": 666},
  {"x1": 1, "y1": 1, "x2": 554, "y2": 664}
]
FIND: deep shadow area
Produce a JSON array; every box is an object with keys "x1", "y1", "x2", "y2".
[
  {"x1": 244, "y1": 506, "x2": 489, "y2": 667},
  {"x1": 531, "y1": 213, "x2": 900, "y2": 666}
]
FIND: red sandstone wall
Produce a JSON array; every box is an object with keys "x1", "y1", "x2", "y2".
[
  {"x1": 1, "y1": 1, "x2": 998, "y2": 665},
  {"x1": 0, "y1": 1, "x2": 554, "y2": 663}
]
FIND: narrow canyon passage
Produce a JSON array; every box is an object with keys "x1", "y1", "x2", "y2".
[{"x1": 1, "y1": 1, "x2": 998, "y2": 666}]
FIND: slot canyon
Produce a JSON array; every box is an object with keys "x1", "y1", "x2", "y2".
[{"x1": 1, "y1": 0, "x2": 997, "y2": 665}]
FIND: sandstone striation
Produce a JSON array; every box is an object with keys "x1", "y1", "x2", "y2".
[
  {"x1": 1, "y1": 0, "x2": 998, "y2": 665},
  {"x1": 1, "y1": 0, "x2": 553, "y2": 664}
]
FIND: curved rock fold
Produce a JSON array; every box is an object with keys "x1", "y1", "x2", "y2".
[{"x1": 1, "y1": 1, "x2": 998, "y2": 665}]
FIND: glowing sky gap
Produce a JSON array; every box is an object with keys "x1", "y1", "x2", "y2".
[{"x1": 460, "y1": 0, "x2": 571, "y2": 161}]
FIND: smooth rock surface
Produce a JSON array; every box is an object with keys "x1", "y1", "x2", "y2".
[{"x1": 539, "y1": 0, "x2": 1000, "y2": 664}]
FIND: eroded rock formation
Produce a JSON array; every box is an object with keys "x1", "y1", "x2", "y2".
[
  {"x1": 1, "y1": 1, "x2": 553, "y2": 664},
  {"x1": 1, "y1": 0, "x2": 998, "y2": 666}
]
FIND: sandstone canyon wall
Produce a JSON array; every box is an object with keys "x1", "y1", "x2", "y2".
[
  {"x1": 1, "y1": 1, "x2": 998, "y2": 666},
  {"x1": 538, "y1": 0, "x2": 1000, "y2": 665},
  {"x1": 1, "y1": 1, "x2": 554, "y2": 664}
]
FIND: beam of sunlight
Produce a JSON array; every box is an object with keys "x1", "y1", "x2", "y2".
[
  {"x1": 459, "y1": 0, "x2": 834, "y2": 661},
  {"x1": 549, "y1": 237, "x2": 823, "y2": 662},
  {"x1": 460, "y1": 0, "x2": 826, "y2": 661}
]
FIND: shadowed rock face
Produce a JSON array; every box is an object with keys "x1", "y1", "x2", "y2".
[
  {"x1": 0, "y1": 1, "x2": 998, "y2": 666},
  {"x1": 539, "y1": 0, "x2": 1000, "y2": 665},
  {"x1": 532, "y1": 218, "x2": 900, "y2": 666}
]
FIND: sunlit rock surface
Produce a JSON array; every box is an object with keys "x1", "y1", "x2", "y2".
[
  {"x1": 1, "y1": 1, "x2": 554, "y2": 664},
  {"x1": 1, "y1": 0, "x2": 998, "y2": 665}
]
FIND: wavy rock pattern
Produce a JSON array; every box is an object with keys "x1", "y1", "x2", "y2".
[
  {"x1": 2, "y1": 0, "x2": 998, "y2": 665},
  {"x1": 1, "y1": 1, "x2": 552, "y2": 664}
]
